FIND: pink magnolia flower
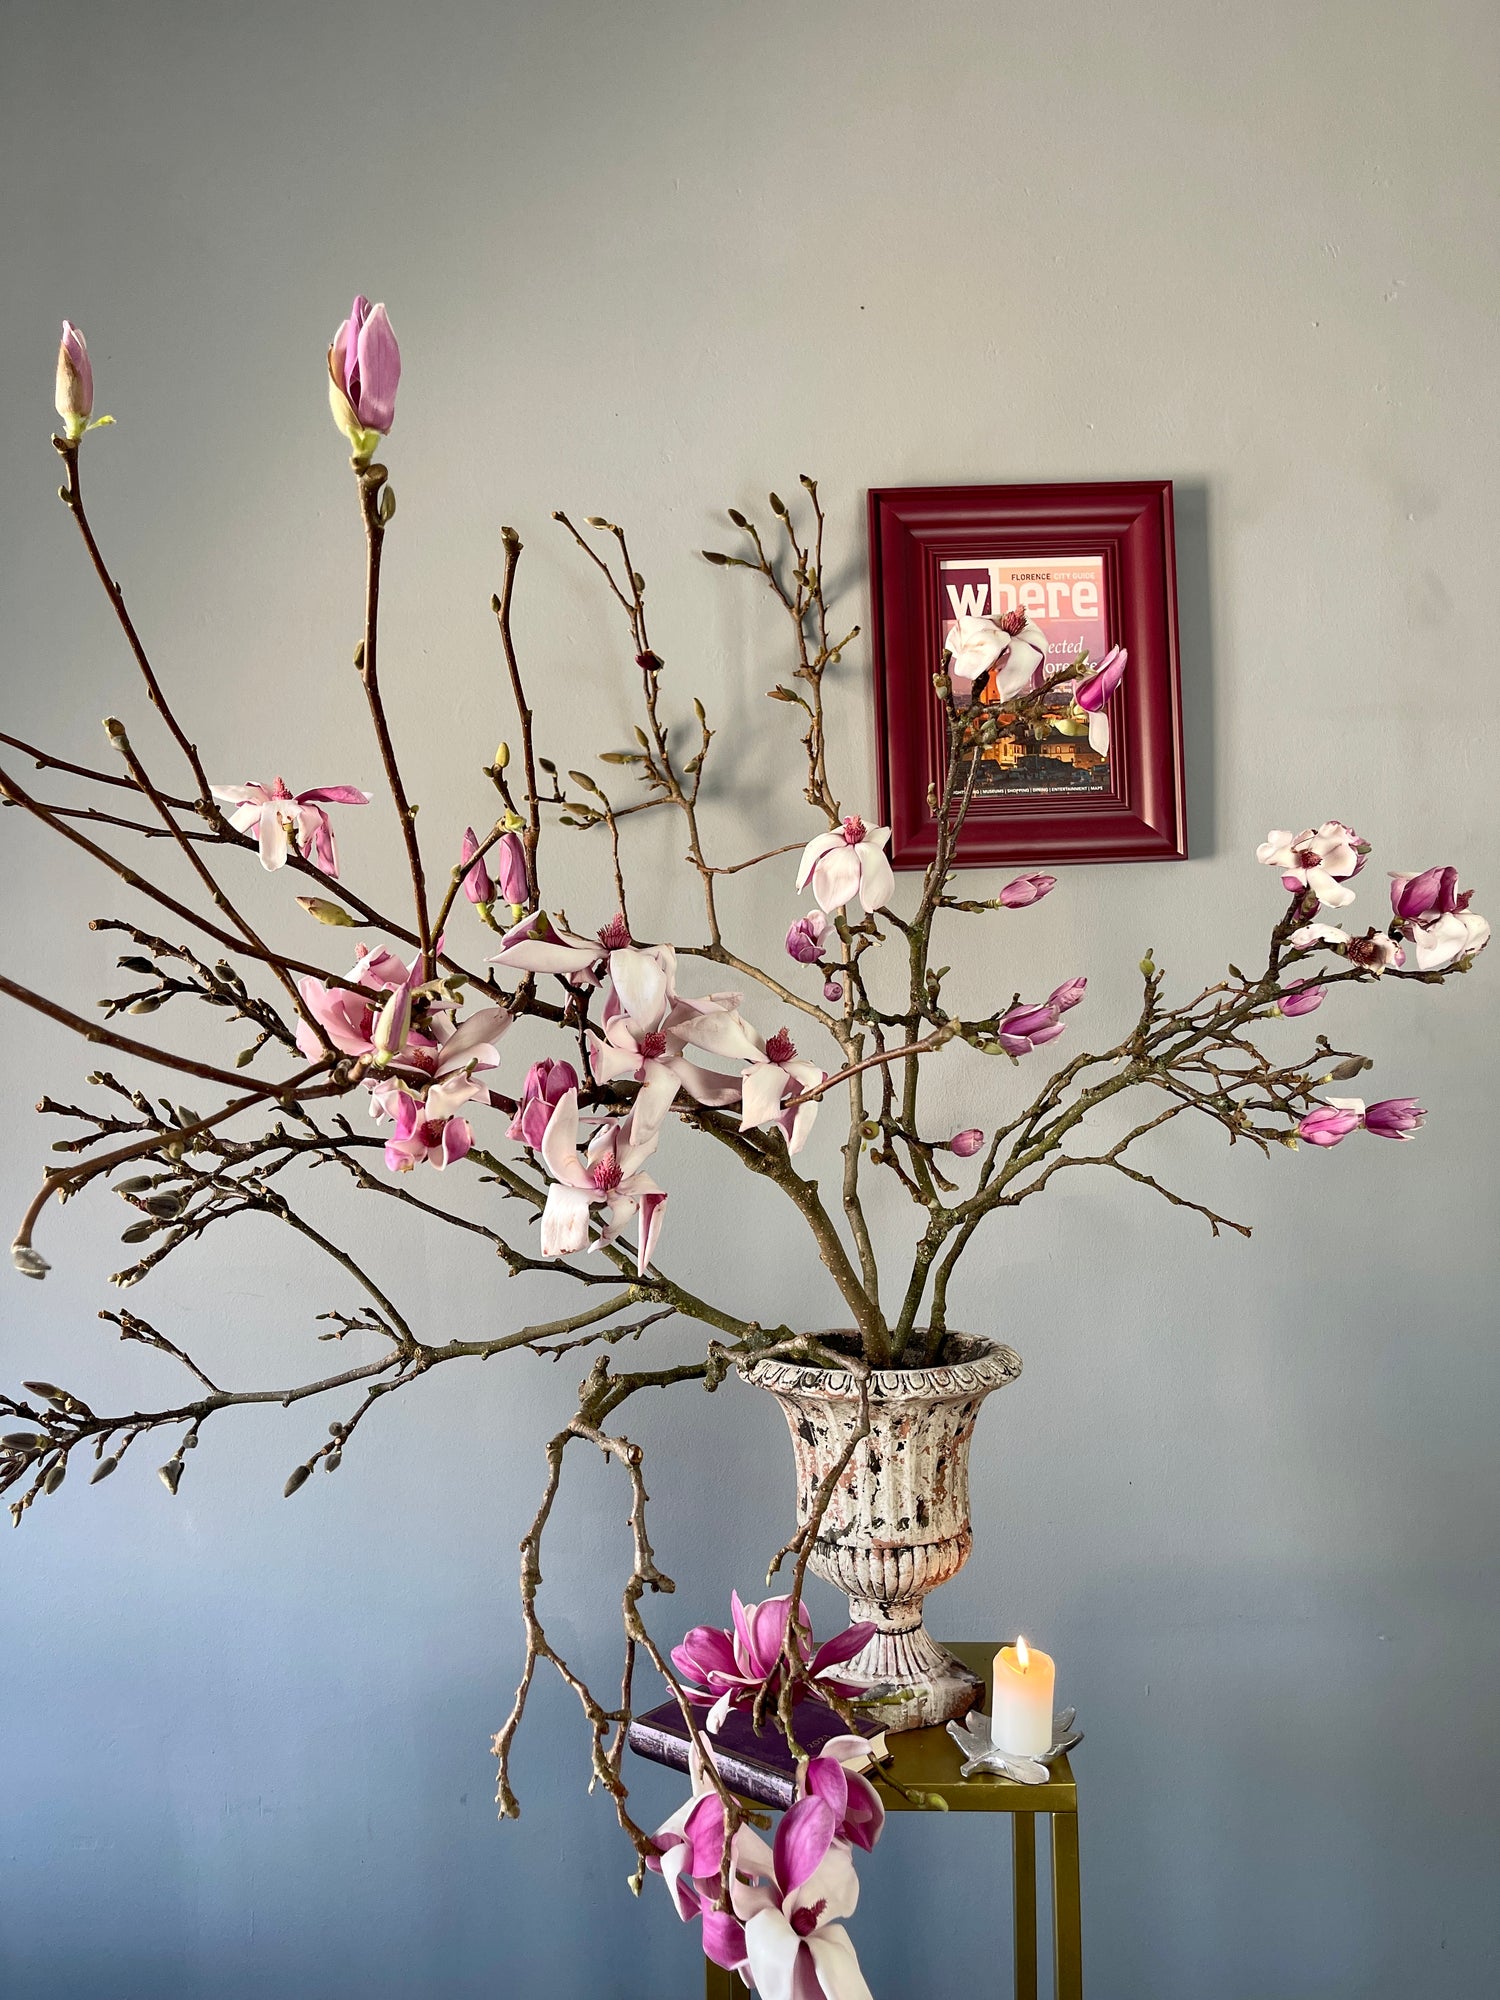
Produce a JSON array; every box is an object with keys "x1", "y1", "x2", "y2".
[
  {"x1": 1389, "y1": 867, "x2": 1463, "y2": 921},
  {"x1": 999, "y1": 873, "x2": 1056, "y2": 908},
  {"x1": 296, "y1": 944, "x2": 418, "y2": 1060},
  {"x1": 382, "y1": 1079, "x2": 476, "y2": 1172},
  {"x1": 947, "y1": 1127, "x2": 985, "y2": 1157},
  {"x1": 733, "y1": 1800, "x2": 872, "y2": 2000},
  {"x1": 650, "y1": 1722, "x2": 885, "y2": 1995},
  {"x1": 459, "y1": 829, "x2": 494, "y2": 905},
  {"x1": 997, "y1": 979, "x2": 1084, "y2": 1056},
  {"x1": 796, "y1": 817, "x2": 895, "y2": 917},
  {"x1": 1048, "y1": 976, "x2": 1088, "y2": 1012},
  {"x1": 327, "y1": 295, "x2": 400, "y2": 459},
  {"x1": 508, "y1": 1058, "x2": 579, "y2": 1147},
  {"x1": 785, "y1": 910, "x2": 830, "y2": 964},
  {"x1": 998, "y1": 1002, "x2": 1065, "y2": 1056},
  {"x1": 55, "y1": 322, "x2": 93, "y2": 440},
  {"x1": 801, "y1": 1742, "x2": 886, "y2": 1855},
  {"x1": 590, "y1": 945, "x2": 748, "y2": 1147},
  {"x1": 1299, "y1": 1096, "x2": 1426, "y2": 1147},
  {"x1": 538, "y1": 1092, "x2": 666, "y2": 1276},
  {"x1": 1298, "y1": 1099, "x2": 1365, "y2": 1147},
  {"x1": 1256, "y1": 823, "x2": 1368, "y2": 908},
  {"x1": 670, "y1": 1593, "x2": 875, "y2": 1733},
  {"x1": 1072, "y1": 645, "x2": 1127, "y2": 756},
  {"x1": 740, "y1": 1027, "x2": 826, "y2": 1155},
  {"x1": 1363, "y1": 1097, "x2": 1426, "y2": 1140},
  {"x1": 947, "y1": 609, "x2": 1049, "y2": 705},
  {"x1": 487, "y1": 910, "x2": 606, "y2": 983},
  {"x1": 1406, "y1": 908, "x2": 1490, "y2": 973},
  {"x1": 212, "y1": 778, "x2": 371, "y2": 876},
  {"x1": 1276, "y1": 979, "x2": 1326, "y2": 1017},
  {"x1": 1291, "y1": 923, "x2": 1404, "y2": 975},
  {"x1": 648, "y1": 1790, "x2": 753, "y2": 1975}
]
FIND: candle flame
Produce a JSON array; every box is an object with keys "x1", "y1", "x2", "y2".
[{"x1": 1016, "y1": 1635, "x2": 1030, "y2": 1671}]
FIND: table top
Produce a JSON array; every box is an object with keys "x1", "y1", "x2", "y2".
[{"x1": 873, "y1": 1643, "x2": 1077, "y2": 1814}]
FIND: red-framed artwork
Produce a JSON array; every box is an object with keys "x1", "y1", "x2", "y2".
[{"x1": 868, "y1": 481, "x2": 1187, "y2": 868}]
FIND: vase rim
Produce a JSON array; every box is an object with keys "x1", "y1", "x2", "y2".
[{"x1": 741, "y1": 1330, "x2": 1021, "y2": 1403}]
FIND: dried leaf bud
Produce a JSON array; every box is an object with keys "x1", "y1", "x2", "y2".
[
  {"x1": 90, "y1": 1456, "x2": 119, "y2": 1484},
  {"x1": 324, "y1": 1449, "x2": 342, "y2": 1473},
  {"x1": 158, "y1": 1461, "x2": 184, "y2": 1496},
  {"x1": 701, "y1": 549, "x2": 731, "y2": 566},
  {"x1": 43, "y1": 1462, "x2": 66, "y2": 1495},
  {"x1": 769, "y1": 492, "x2": 787, "y2": 517},
  {"x1": 22, "y1": 1381, "x2": 64, "y2": 1401},
  {"x1": 283, "y1": 1465, "x2": 311, "y2": 1498}
]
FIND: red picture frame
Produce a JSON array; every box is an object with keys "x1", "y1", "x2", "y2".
[{"x1": 868, "y1": 481, "x2": 1187, "y2": 868}]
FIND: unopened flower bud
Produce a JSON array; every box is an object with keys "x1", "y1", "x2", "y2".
[
  {"x1": 296, "y1": 895, "x2": 360, "y2": 927},
  {"x1": 55, "y1": 322, "x2": 93, "y2": 440},
  {"x1": 372, "y1": 982, "x2": 412, "y2": 1063},
  {"x1": 327, "y1": 295, "x2": 400, "y2": 464},
  {"x1": 493, "y1": 741, "x2": 511, "y2": 770},
  {"x1": 823, "y1": 979, "x2": 843, "y2": 1002},
  {"x1": 494, "y1": 830, "x2": 528, "y2": 907},
  {"x1": 10, "y1": 1241, "x2": 49, "y2": 1280},
  {"x1": 947, "y1": 1128, "x2": 985, "y2": 1158},
  {"x1": 460, "y1": 828, "x2": 495, "y2": 906}
]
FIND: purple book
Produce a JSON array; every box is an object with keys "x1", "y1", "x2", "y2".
[{"x1": 626, "y1": 1696, "x2": 880, "y2": 1811}]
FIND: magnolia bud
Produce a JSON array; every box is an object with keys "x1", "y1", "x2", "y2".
[
  {"x1": 297, "y1": 896, "x2": 360, "y2": 927},
  {"x1": 10, "y1": 1242, "x2": 49, "y2": 1280},
  {"x1": 55, "y1": 322, "x2": 93, "y2": 441},
  {"x1": 372, "y1": 982, "x2": 412, "y2": 1064},
  {"x1": 947, "y1": 1128, "x2": 985, "y2": 1158}
]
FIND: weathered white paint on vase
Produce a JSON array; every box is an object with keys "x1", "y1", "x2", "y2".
[{"x1": 743, "y1": 1334, "x2": 1022, "y2": 1732}]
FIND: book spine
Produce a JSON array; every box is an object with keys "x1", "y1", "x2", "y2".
[{"x1": 624, "y1": 1721, "x2": 794, "y2": 1811}]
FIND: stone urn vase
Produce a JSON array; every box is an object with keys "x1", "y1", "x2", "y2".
[{"x1": 742, "y1": 1333, "x2": 1021, "y2": 1733}]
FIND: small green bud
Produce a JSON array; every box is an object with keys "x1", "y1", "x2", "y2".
[{"x1": 296, "y1": 896, "x2": 360, "y2": 927}]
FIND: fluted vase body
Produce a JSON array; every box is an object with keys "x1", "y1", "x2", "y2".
[{"x1": 743, "y1": 1333, "x2": 1021, "y2": 1732}]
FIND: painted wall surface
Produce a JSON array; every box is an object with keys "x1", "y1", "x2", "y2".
[{"x1": 1, "y1": 3, "x2": 1496, "y2": 1994}]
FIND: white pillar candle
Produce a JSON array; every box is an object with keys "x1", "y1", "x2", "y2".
[{"x1": 991, "y1": 1635, "x2": 1055, "y2": 1756}]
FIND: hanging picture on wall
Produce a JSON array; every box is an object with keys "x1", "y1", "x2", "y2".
[{"x1": 867, "y1": 481, "x2": 1187, "y2": 867}]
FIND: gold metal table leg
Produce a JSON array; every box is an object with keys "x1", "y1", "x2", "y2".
[
  {"x1": 1051, "y1": 1811, "x2": 1083, "y2": 2000},
  {"x1": 1012, "y1": 1813, "x2": 1038, "y2": 2000}
]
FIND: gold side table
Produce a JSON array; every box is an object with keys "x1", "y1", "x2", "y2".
[{"x1": 703, "y1": 1642, "x2": 1082, "y2": 2000}]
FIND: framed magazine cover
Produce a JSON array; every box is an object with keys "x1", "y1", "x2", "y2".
[{"x1": 867, "y1": 480, "x2": 1187, "y2": 868}]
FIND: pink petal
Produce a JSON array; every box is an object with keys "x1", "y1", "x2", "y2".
[
  {"x1": 540, "y1": 1089, "x2": 588, "y2": 1186},
  {"x1": 296, "y1": 785, "x2": 372, "y2": 806},
  {"x1": 636, "y1": 1187, "x2": 667, "y2": 1274},
  {"x1": 810, "y1": 1622, "x2": 876, "y2": 1675},
  {"x1": 795, "y1": 830, "x2": 842, "y2": 893},
  {"x1": 436, "y1": 1117, "x2": 473, "y2": 1168},
  {"x1": 802, "y1": 1756, "x2": 850, "y2": 1822},
  {"x1": 354, "y1": 303, "x2": 400, "y2": 431},
  {"x1": 773, "y1": 1796, "x2": 837, "y2": 1895},
  {"x1": 257, "y1": 806, "x2": 289, "y2": 870},
  {"x1": 701, "y1": 1909, "x2": 749, "y2": 1972},
  {"x1": 811, "y1": 844, "x2": 862, "y2": 914}
]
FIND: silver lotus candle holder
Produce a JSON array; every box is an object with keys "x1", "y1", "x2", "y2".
[{"x1": 946, "y1": 1706, "x2": 1084, "y2": 1785}]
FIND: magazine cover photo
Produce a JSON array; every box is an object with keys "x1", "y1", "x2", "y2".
[{"x1": 939, "y1": 556, "x2": 1112, "y2": 796}]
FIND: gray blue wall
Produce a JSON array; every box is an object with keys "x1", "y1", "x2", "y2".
[{"x1": 1, "y1": 2, "x2": 1496, "y2": 1994}]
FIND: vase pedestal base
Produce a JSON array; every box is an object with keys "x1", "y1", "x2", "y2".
[{"x1": 841, "y1": 1617, "x2": 983, "y2": 1732}]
